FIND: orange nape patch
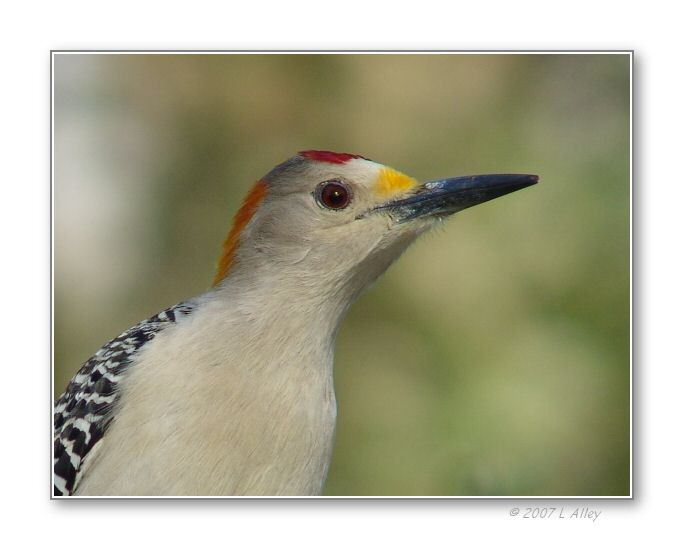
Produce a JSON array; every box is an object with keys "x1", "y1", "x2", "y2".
[
  {"x1": 213, "y1": 181, "x2": 268, "y2": 285},
  {"x1": 374, "y1": 167, "x2": 418, "y2": 197}
]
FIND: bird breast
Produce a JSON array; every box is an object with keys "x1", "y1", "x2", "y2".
[{"x1": 74, "y1": 297, "x2": 338, "y2": 496}]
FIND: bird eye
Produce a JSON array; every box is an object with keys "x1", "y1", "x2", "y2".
[{"x1": 316, "y1": 180, "x2": 352, "y2": 210}]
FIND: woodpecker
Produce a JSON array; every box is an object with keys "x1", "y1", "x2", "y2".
[{"x1": 54, "y1": 150, "x2": 538, "y2": 496}]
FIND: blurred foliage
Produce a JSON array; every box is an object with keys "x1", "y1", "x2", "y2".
[{"x1": 54, "y1": 53, "x2": 630, "y2": 496}]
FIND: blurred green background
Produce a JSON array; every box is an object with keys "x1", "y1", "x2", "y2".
[{"x1": 53, "y1": 53, "x2": 630, "y2": 496}]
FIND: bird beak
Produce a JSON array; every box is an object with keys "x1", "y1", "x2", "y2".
[{"x1": 375, "y1": 173, "x2": 539, "y2": 223}]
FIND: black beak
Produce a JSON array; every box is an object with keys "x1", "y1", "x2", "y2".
[{"x1": 376, "y1": 173, "x2": 539, "y2": 223}]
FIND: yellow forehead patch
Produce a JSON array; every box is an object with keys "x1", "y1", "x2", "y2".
[{"x1": 375, "y1": 167, "x2": 418, "y2": 197}]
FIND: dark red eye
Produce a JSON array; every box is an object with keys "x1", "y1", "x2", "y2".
[{"x1": 317, "y1": 180, "x2": 352, "y2": 210}]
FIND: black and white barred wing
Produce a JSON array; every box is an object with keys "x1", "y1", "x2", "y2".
[{"x1": 53, "y1": 302, "x2": 194, "y2": 496}]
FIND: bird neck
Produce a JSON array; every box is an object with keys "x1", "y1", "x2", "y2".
[{"x1": 208, "y1": 269, "x2": 356, "y2": 355}]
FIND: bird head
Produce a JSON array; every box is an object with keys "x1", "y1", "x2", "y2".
[{"x1": 214, "y1": 150, "x2": 537, "y2": 318}]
